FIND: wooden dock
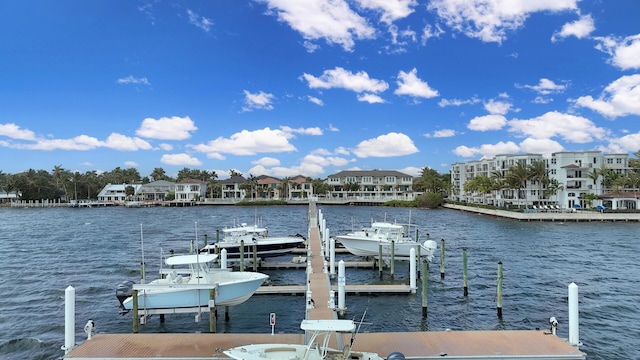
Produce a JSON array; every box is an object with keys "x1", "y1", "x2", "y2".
[{"x1": 64, "y1": 202, "x2": 586, "y2": 359}]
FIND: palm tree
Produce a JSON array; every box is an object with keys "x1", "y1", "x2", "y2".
[
  {"x1": 505, "y1": 162, "x2": 529, "y2": 207},
  {"x1": 587, "y1": 168, "x2": 600, "y2": 193},
  {"x1": 150, "y1": 167, "x2": 167, "y2": 181},
  {"x1": 544, "y1": 178, "x2": 565, "y2": 207},
  {"x1": 528, "y1": 160, "x2": 549, "y2": 206}
]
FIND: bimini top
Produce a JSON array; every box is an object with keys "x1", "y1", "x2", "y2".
[
  {"x1": 164, "y1": 253, "x2": 218, "y2": 266},
  {"x1": 300, "y1": 319, "x2": 356, "y2": 332}
]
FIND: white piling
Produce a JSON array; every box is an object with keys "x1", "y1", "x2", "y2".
[
  {"x1": 63, "y1": 285, "x2": 75, "y2": 354},
  {"x1": 329, "y1": 236, "x2": 335, "y2": 277},
  {"x1": 220, "y1": 249, "x2": 228, "y2": 270},
  {"x1": 568, "y1": 282, "x2": 580, "y2": 346},
  {"x1": 338, "y1": 260, "x2": 346, "y2": 315},
  {"x1": 409, "y1": 248, "x2": 417, "y2": 293},
  {"x1": 324, "y1": 227, "x2": 330, "y2": 259}
]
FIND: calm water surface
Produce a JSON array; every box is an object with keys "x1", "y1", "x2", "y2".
[{"x1": 0, "y1": 205, "x2": 638, "y2": 360}]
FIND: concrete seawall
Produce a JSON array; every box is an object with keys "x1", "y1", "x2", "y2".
[{"x1": 443, "y1": 203, "x2": 640, "y2": 222}]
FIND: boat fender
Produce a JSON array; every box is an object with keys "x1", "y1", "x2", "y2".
[{"x1": 386, "y1": 351, "x2": 405, "y2": 360}]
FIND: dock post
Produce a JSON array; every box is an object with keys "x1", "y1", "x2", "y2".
[
  {"x1": 463, "y1": 248, "x2": 468, "y2": 296},
  {"x1": 390, "y1": 240, "x2": 395, "y2": 278},
  {"x1": 63, "y1": 286, "x2": 75, "y2": 355},
  {"x1": 497, "y1": 262, "x2": 503, "y2": 318},
  {"x1": 421, "y1": 260, "x2": 429, "y2": 318},
  {"x1": 209, "y1": 289, "x2": 216, "y2": 333},
  {"x1": 338, "y1": 260, "x2": 346, "y2": 316},
  {"x1": 329, "y1": 237, "x2": 336, "y2": 278},
  {"x1": 440, "y1": 239, "x2": 445, "y2": 279},
  {"x1": 240, "y1": 240, "x2": 245, "y2": 271},
  {"x1": 216, "y1": 229, "x2": 219, "y2": 242},
  {"x1": 132, "y1": 289, "x2": 139, "y2": 333},
  {"x1": 568, "y1": 282, "x2": 580, "y2": 346},
  {"x1": 203, "y1": 233, "x2": 208, "y2": 247},
  {"x1": 378, "y1": 243, "x2": 383, "y2": 278},
  {"x1": 253, "y1": 244, "x2": 258, "y2": 272},
  {"x1": 221, "y1": 249, "x2": 228, "y2": 270},
  {"x1": 409, "y1": 248, "x2": 416, "y2": 293}
]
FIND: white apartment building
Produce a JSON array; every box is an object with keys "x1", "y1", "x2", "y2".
[
  {"x1": 450, "y1": 151, "x2": 630, "y2": 210},
  {"x1": 326, "y1": 170, "x2": 417, "y2": 200}
]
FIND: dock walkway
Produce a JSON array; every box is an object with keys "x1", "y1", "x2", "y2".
[{"x1": 65, "y1": 202, "x2": 586, "y2": 359}]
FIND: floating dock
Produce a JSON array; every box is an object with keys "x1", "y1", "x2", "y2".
[{"x1": 64, "y1": 202, "x2": 586, "y2": 359}]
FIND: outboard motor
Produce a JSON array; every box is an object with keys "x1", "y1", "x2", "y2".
[
  {"x1": 115, "y1": 280, "x2": 135, "y2": 311},
  {"x1": 387, "y1": 352, "x2": 406, "y2": 360}
]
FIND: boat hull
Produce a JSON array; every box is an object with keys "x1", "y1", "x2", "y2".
[
  {"x1": 335, "y1": 235, "x2": 431, "y2": 259},
  {"x1": 202, "y1": 236, "x2": 305, "y2": 258},
  {"x1": 121, "y1": 271, "x2": 268, "y2": 310}
]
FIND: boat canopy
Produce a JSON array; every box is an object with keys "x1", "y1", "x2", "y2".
[
  {"x1": 300, "y1": 319, "x2": 356, "y2": 332},
  {"x1": 165, "y1": 253, "x2": 218, "y2": 266}
]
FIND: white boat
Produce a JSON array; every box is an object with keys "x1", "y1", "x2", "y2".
[
  {"x1": 116, "y1": 253, "x2": 269, "y2": 312},
  {"x1": 335, "y1": 221, "x2": 437, "y2": 261},
  {"x1": 224, "y1": 319, "x2": 404, "y2": 360},
  {"x1": 200, "y1": 223, "x2": 306, "y2": 258}
]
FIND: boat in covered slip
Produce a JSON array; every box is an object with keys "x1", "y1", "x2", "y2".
[
  {"x1": 200, "y1": 222, "x2": 306, "y2": 258},
  {"x1": 116, "y1": 253, "x2": 269, "y2": 312},
  {"x1": 224, "y1": 319, "x2": 406, "y2": 360},
  {"x1": 334, "y1": 221, "x2": 437, "y2": 261}
]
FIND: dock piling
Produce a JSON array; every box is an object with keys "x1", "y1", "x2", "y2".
[
  {"x1": 63, "y1": 286, "x2": 75, "y2": 354},
  {"x1": 463, "y1": 248, "x2": 468, "y2": 297},
  {"x1": 497, "y1": 262, "x2": 503, "y2": 318},
  {"x1": 440, "y1": 239, "x2": 445, "y2": 279}
]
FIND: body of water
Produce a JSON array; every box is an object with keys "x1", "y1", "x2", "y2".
[{"x1": 0, "y1": 204, "x2": 638, "y2": 359}]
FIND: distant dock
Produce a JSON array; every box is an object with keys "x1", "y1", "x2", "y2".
[{"x1": 444, "y1": 203, "x2": 640, "y2": 222}]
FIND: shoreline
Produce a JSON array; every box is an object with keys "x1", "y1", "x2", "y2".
[{"x1": 443, "y1": 203, "x2": 640, "y2": 222}]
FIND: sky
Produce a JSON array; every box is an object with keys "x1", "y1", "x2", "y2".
[{"x1": 1, "y1": 1, "x2": 639, "y2": 180}]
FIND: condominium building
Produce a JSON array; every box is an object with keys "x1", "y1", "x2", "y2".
[
  {"x1": 450, "y1": 151, "x2": 630, "y2": 209},
  {"x1": 325, "y1": 170, "x2": 417, "y2": 200}
]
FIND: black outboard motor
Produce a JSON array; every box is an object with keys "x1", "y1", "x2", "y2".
[
  {"x1": 115, "y1": 280, "x2": 135, "y2": 312},
  {"x1": 387, "y1": 352, "x2": 406, "y2": 360}
]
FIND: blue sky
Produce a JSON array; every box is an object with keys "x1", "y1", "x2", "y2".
[{"x1": 1, "y1": 1, "x2": 639, "y2": 180}]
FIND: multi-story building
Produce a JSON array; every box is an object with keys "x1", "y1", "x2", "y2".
[
  {"x1": 450, "y1": 151, "x2": 631, "y2": 209},
  {"x1": 325, "y1": 170, "x2": 417, "y2": 200}
]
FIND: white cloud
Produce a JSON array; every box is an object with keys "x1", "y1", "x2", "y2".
[
  {"x1": 0, "y1": 123, "x2": 36, "y2": 140},
  {"x1": 243, "y1": 90, "x2": 275, "y2": 112},
  {"x1": 438, "y1": 96, "x2": 480, "y2": 107},
  {"x1": 573, "y1": 74, "x2": 640, "y2": 118},
  {"x1": 252, "y1": 157, "x2": 281, "y2": 167},
  {"x1": 160, "y1": 153, "x2": 203, "y2": 166},
  {"x1": 453, "y1": 141, "x2": 520, "y2": 158},
  {"x1": 551, "y1": 14, "x2": 594, "y2": 42},
  {"x1": 104, "y1": 133, "x2": 153, "y2": 151},
  {"x1": 520, "y1": 78, "x2": 567, "y2": 95},
  {"x1": 280, "y1": 126, "x2": 323, "y2": 136},
  {"x1": 508, "y1": 111, "x2": 608, "y2": 143},
  {"x1": 124, "y1": 161, "x2": 138, "y2": 167},
  {"x1": 594, "y1": 34, "x2": 640, "y2": 70},
  {"x1": 518, "y1": 137, "x2": 564, "y2": 154},
  {"x1": 186, "y1": 9, "x2": 213, "y2": 32},
  {"x1": 468, "y1": 115, "x2": 507, "y2": 131},
  {"x1": 190, "y1": 127, "x2": 296, "y2": 156},
  {"x1": 356, "y1": 0, "x2": 417, "y2": 24},
  {"x1": 307, "y1": 96, "x2": 324, "y2": 106},
  {"x1": 117, "y1": 76, "x2": 151, "y2": 86},
  {"x1": 421, "y1": 23, "x2": 445, "y2": 45},
  {"x1": 301, "y1": 67, "x2": 388, "y2": 93},
  {"x1": 484, "y1": 99, "x2": 512, "y2": 115},
  {"x1": 394, "y1": 68, "x2": 439, "y2": 99},
  {"x1": 425, "y1": 129, "x2": 456, "y2": 138},
  {"x1": 328, "y1": 124, "x2": 339, "y2": 132},
  {"x1": 259, "y1": 0, "x2": 375, "y2": 51},
  {"x1": 604, "y1": 132, "x2": 640, "y2": 154},
  {"x1": 399, "y1": 166, "x2": 422, "y2": 177},
  {"x1": 352, "y1": 132, "x2": 418, "y2": 157},
  {"x1": 136, "y1": 116, "x2": 197, "y2": 140},
  {"x1": 427, "y1": 0, "x2": 579, "y2": 43},
  {"x1": 357, "y1": 93, "x2": 386, "y2": 103}
]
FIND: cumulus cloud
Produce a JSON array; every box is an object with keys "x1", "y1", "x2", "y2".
[
  {"x1": 427, "y1": 0, "x2": 579, "y2": 43},
  {"x1": 352, "y1": 132, "x2": 418, "y2": 157},
  {"x1": 594, "y1": 34, "x2": 640, "y2": 70},
  {"x1": 357, "y1": 0, "x2": 417, "y2": 24},
  {"x1": 301, "y1": 67, "x2": 388, "y2": 93},
  {"x1": 484, "y1": 99, "x2": 512, "y2": 115},
  {"x1": 519, "y1": 78, "x2": 567, "y2": 95},
  {"x1": 0, "y1": 123, "x2": 36, "y2": 140},
  {"x1": 518, "y1": 137, "x2": 564, "y2": 154},
  {"x1": 508, "y1": 111, "x2": 608, "y2": 143},
  {"x1": 573, "y1": 74, "x2": 640, "y2": 118},
  {"x1": 468, "y1": 115, "x2": 507, "y2": 131},
  {"x1": 189, "y1": 127, "x2": 296, "y2": 157},
  {"x1": 243, "y1": 90, "x2": 275, "y2": 112},
  {"x1": 425, "y1": 129, "x2": 457, "y2": 138},
  {"x1": 136, "y1": 116, "x2": 197, "y2": 140},
  {"x1": 551, "y1": 14, "x2": 594, "y2": 42},
  {"x1": 394, "y1": 68, "x2": 439, "y2": 99},
  {"x1": 258, "y1": 0, "x2": 375, "y2": 51},
  {"x1": 161, "y1": 153, "x2": 203, "y2": 166},
  {"x1": 357, "y1": 93, "x2": 386, "y2": 103},
  {"x1": 104, "y1": 133, "x2": 153, "y2": 151},
  {"x1": 280, "y1": 126, "x2": 323, "y2": 136},
  {"x1": 453, "y1": 141, "x2": 520, "y2": 158}
]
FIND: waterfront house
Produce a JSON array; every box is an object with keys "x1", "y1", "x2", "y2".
[
  {"x1": 175, "y1": 179, "x2": 207, "y2": 201},
  {"x1": 97, "y1": 183, "x2": 143, "y2": 204},
  {"x1": 220, "y1": 176, "x2": 246, "y2": 200},
  {"x1": 139, "y1": 180, "x2": 175, "y2": 202},
  {"x1": 325, "y1": 170, "x2": 416, "y2": 200}
]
